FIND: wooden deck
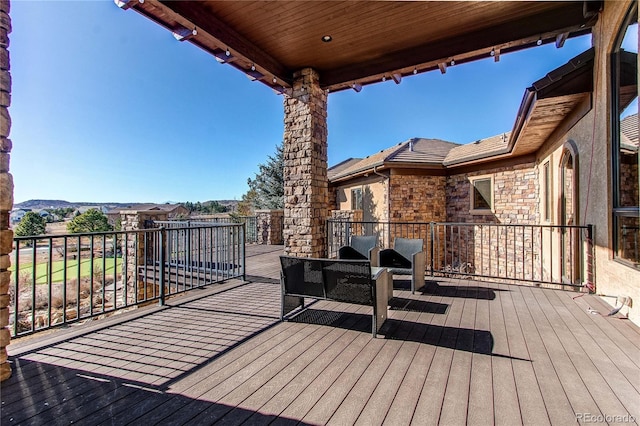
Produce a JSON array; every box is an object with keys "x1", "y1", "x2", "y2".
[{"x1": 2, "y1": 245, "x2": 639, "y2": 425}]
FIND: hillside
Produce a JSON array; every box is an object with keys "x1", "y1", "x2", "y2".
[{"x1": 14, "y1": 199, "x2": 239, "y2": 211}]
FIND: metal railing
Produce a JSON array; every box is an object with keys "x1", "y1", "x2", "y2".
[
  {"x1": 327, "y1": 220, "x2": 594, "y2": 288},
  {"x1": 161, "y1": 216, "x2": 258, "y2": 244},
  {"x1": 10, "y1": 223, "x2": 245, "y2": 337}
]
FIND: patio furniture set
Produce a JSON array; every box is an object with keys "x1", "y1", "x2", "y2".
[{"x1": 280, "y1": 236, "x2": 426, "y2": 337}]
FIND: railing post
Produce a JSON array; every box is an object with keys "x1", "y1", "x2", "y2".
[
  {"x1": 585, "y1": 224, "x2": 595, "y2": 292},
  {"x1": 159, "y1": 227, "x2": 166, "y2": 306},
  {"x1": 240, "y1": 224, "x2": 246, "y2": 281},
  {"x1": 430, "y1": 222, "x2": 435, "y2": 276}
]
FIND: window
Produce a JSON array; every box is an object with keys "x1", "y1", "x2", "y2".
[
  {"x1": 470, "y1": 176, "x2": 493, "y2": 213},
  {"x1": 611, "y1": 4, "x2": 639, "y2": 268},
  {"x1": 351, "y1": 188, "x2": 363, "y2": 210},
  {"x1": 543, "y1": 161, "x2": 552, "y2": 222}
]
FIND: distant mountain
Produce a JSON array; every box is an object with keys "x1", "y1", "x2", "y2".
[
  {"x1": 15, "y1": 200, "x2": 137, "y2": 210},
  {"x1": 14, "y1": 199, "x2": 239, "y2": 211}
]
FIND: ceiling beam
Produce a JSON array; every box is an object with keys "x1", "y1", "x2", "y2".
[
  {"x1": 154, "y1": 0, "x2": 291, "y2": 84},
  {"x1": 322, "y1": 3, "x2": 593, "y2": 89}
]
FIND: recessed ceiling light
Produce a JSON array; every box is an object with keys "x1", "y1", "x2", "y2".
[{"x1": 321, "y1": 35, "x2": 333, "y2": 43}]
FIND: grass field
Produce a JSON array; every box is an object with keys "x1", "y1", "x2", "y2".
[{"x1": 11, "y1": 257, "x2": 123, "y2": 285}]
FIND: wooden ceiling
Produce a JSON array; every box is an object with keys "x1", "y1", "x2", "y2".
[{"x1": 122, "y1": 1, "x2": 600, "y2": 92}]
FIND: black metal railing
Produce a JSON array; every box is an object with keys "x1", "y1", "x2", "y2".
[
  {"x1": 10, "y1": 223, "x2": 245, "y2": 337},
  {"x1": 327, "y1": 220, "x2": 594, "y2": 288},
  {"x1": 162, "y1": 216, "x2": 258, "y2": 244}
]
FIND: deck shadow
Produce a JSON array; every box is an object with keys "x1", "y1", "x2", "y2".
[
  {"x1": 288, "y1": 308, "x2": 525, "y2": 359},
  {"x1": 393, "y1": 279, "x2": 506, "y2": 300},
  {"x1": 389, "y1": 297, "x2": 449, "y2": 314},
  {"x1": 0, "y1": 359, "x2": 315, "y2": 425}
]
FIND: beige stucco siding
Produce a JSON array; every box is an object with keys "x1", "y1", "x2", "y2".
[
  {"x1": 335, "y1": 176, "x2": 388, "y2": 222},
  {"x1": 543, "y1": 0, "x2": 640, "y2": 322}
]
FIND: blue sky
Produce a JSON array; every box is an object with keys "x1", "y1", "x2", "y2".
[{"x1": 9, "y1": 1, "x2": 596, "y2": 204}]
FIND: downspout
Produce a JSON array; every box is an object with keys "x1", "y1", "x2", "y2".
[{"x1": 373, "y1": 166, "x2": 390, "y2": 222}]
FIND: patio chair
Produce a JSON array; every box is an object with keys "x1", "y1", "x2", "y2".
[
  {"x1": 338, "y1": 235, "x2": 379, "y2": 267},
  {"x1": 378, "y1": 237, "x2": 426, "y2": 294}
]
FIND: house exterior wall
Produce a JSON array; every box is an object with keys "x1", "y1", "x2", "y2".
[
  {"x1": 334, "y1": 176, "x2": 387, "y2": 222},
  {"x1": 445, "y1": 162, "x2": 542, "y2": 280},
  {"x1": 388, "y1": 171, "x2": 446, "y2": 223},
  {"x1": 557, "y1": 0, "x2": 640, "y2": 322},
  {"x1": 446, "y1": 162, "x2": 538, "y2": 224}
]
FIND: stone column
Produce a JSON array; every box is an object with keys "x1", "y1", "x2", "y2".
[
  {"x1": 119, "y1": 210, "x2": 168, "y2": 304},
  {"x1": 283, "y1": 68, "x2": 328, "y2": 257},
  {"x1": 0, "y1": 0, "x2": 11, "y2": 382},
  {"x1": 256, "y1": 209, "x2": 284, "y2": 245}
]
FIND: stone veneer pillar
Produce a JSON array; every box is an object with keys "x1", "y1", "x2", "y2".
[
  {"x1": 256, "y1": 209, "x2": 284, "y2": 245},
  {"x1": 283, "y1": 68, "x2": 328, "y2": 257},
  {"x1": 0, "y1": 0, "x2": 11, "y2": 382},
  {"x1": 119, "y1": 210, "x2": 168, "y2": 304}
]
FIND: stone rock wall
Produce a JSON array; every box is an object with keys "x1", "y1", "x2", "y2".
[
  {"x1": 256, "y1": 209, "x2": 284, "y2": 245},
  {"x1": 283, "y1": 68, "x2": 328, "y2": 257},
  {"x1": 119, "y1": 211, "x2": 168, "y2": 304},
  {"x1": 389, "y1": 174, "x2": 446, "y2": 222},
  {"x1": 445, "y1": 162, "x2": 541, "y2": 279},
  {"x1": 0, "y1": 0, "x2": 11, "y2": 382}
]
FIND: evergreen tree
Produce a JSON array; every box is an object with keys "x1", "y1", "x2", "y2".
[
  {"x1": 247, "y1": 142, "x2": 284, "y2": 209},
  {"x1": 14, "y1": 212, "x2": 47, "y2": 237},
  {"x1": 66, "y1": 209, "x2": 113, "y2": 233}
]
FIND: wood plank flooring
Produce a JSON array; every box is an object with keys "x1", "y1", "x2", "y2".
[{"x1": 2, "y1": 245, "x2": 639, "y2": 425}]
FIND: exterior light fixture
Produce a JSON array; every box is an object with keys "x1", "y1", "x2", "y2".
[
  {"x1": 172, "y1": 25, "x2": 197, "y2": 41},
  {"x1": 536, "y1": 37, "x2": 542, "y2": 46},
  {"x1": 450, "y1": 59, "x2": 455, "y2": 66},
  {"x1": 490, "y1": 48, "x2": 495, "y2": 57},
  {"x1": 272, "y1": 76, "x2": 277, "y2": 84},
  {"x1": 225, "y1": 48, "x2": 231, "y2": 56},
  {"x1": 321, "y1": 35, "x2": 333, "y2": 43},
  {"x1": 251, "y1": 64, "x2": 256, "y2": 71},
  {"x1": 382, "y1": 76, "x2": 386, "y2": 82},
  {"x1": 413, "y1": 68, "x2": 417, "y2": 75}
]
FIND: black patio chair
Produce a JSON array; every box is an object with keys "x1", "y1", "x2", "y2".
[
  {"x1": 338, "y1": 235, "x2": 379, "y2": 266},
  {"x1": 378, "y1": 237, "x2": 426, "y2": 294}
]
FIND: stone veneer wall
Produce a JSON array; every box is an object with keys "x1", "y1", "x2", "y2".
[
  {"x1": 0, "y1": 0, "x2": 11, "y2": 381},
  {"x1": 256, "y1": 209, "x2": 284, "y2": 245},
  {"x1": 389, "y1": 174, "x2": 447, "y2": 222},
  {"x1": 445, "y1": 162, "x2": 541, "y2": 279},
  {"x1": 283, "y1": 68, "x2": 328, "y2": 257},
  {"x1": 120, "y1": 211, "x2": 168, "y2": 304},
  {"x1": 388, "y1": 173, "x2": 446, "y2": 264}
]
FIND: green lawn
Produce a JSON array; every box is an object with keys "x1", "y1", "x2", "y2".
[{"x1": 12, "y1": 257, "x2": 123, "y2": 284}]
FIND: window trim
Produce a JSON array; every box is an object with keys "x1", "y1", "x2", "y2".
[
  {"x1": 610, "y1": 2, "x2": 639, "y2": 269},
  {"x1": 350, "y1": 187, "x2": 363, "y2": 211},
  {"x1": 469, "y1": 174, "x2": 494, "y2": 215},
  {"x1": 543, "y1": 160, "x2": 552, "y2": 223}
]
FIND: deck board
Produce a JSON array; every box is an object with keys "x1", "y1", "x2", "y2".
[{"x1": 2, "y1": 245, "x2": 639, "y2": 425}]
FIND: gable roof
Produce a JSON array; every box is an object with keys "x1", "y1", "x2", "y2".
[
  {"x1": 443, "y1": 132, "x2": 511, "y2": 166},
  {"x1": 330, "y1": 138, "x2": 459, "y2": 181},
  {"x1": 328, "y1": 158, "x2": 362, "y2": 180}
]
